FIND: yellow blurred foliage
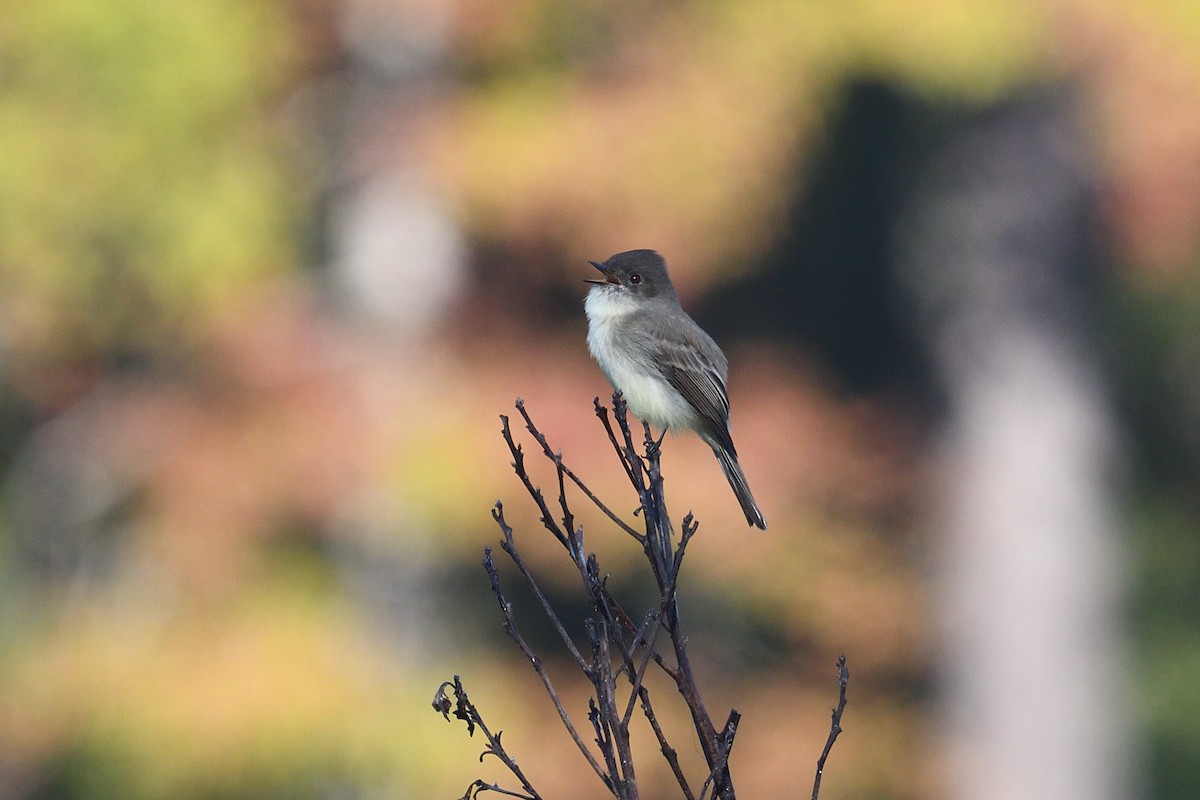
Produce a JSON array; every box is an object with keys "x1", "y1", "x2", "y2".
[{"x1": 0, "y1": 0, "x2": 301, "y2": 361}]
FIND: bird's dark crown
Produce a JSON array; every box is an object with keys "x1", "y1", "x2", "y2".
[{"x1": 586, "y1": 249, "x2": 676, "y2": 299}]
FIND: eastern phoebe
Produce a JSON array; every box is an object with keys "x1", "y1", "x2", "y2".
[{"x1": 584, "y1": 249, "x2": 767, "y2": 530}]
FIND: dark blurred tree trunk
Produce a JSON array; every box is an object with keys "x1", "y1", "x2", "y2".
[{"x1": 896, "y1": 86, "x2": 1136, "y2": 800}]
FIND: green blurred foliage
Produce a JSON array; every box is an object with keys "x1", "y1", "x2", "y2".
[
  {"x1": 0, "y1": 0, "x2": 301, "y2": 362},
  {"x1": 1112, "y1": 275, "x2": 1200, "y2": 797}
]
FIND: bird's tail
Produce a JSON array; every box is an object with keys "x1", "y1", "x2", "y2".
[{"x1": 713, "y1": 445, "x2": 767, "y2": 530}]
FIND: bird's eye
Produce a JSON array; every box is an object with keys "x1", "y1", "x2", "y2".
[{"x1": 629, "y1": 274, "x2": 641, "y2": 284}]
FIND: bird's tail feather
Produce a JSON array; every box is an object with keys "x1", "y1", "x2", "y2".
[{"x1": 713, "y1": 446, "x2": 767, "y2": 530}]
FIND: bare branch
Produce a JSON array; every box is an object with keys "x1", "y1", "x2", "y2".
[
  {"x1": 444, "y1": 396, "x2": 820, "y2": 800},
  {"x1": 432, "y1": 676, "x2": 543, "y2": 800},
  {"x1": 459, "y1": 779, "x2": 537, "y2": 800},
  {"x1": 622, "y1": 608, "x2": 666, "y2": 727},
  {"x1": 811, "y1": 656, "x2": 850, "y2": 800},
  {"x1": 492, "y1": 502, "x2": 589, "y2": 671},
  {"x1": 516, "y1": 398, "x2": 644, "y2": 542},
  {"x1": 594, "y1": 396, "x2": 641, "y2": 491},
  {"x1": 500, "y1": 412, "x2": 569, "y2": 547},
  {"x1": 481, "y1": 545, "x2": 612, "y2": 790},
  {"x1": 698, "y1": 712, "x2": 742, "y2": 800},
  {"x1": 637, "y1": 686, "x2": 696, "y2": 800}
]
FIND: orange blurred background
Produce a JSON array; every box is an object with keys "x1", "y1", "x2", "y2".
[{"x1": 2, "y1": 1, "x2": 1200, "y2": 798}]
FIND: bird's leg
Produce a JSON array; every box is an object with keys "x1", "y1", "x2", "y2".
[{"x1": 646, "y1": 426, "x2": 669, "y2": 456}]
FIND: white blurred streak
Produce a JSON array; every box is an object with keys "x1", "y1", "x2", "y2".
[
  {"x1": 328, "y1": 169, "x2": 466, "y2": 334},
  {"x1": 340, "y1": 0, "x2": 452, "y2": 79},
  {"x1": 313, "y1": 0, "x2": 467, "y2": 653},
  {"x1": 935, "y1": 328, "x2": 1131, "y2": 800},
  {"x1": 898, "y1": 88, "x2": 1137, "y2": 800},
  {"x1": 322, "y1": 0, "x2": 466, "y2": 336}
]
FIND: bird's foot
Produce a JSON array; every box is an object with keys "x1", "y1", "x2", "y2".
[{"x1": 646, "y1": 427, "x2": 668, "y2": 457}]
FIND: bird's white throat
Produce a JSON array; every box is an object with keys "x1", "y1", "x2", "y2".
[
  {"x1": 584, "y1": 285, "x2": 638, "y2": 327},
  {"x1": 584, "y1": 285, "x2": 698, "y2": 431},
  {"x1": 584, "y1": 286, "x2": 636, "y2": 377}
]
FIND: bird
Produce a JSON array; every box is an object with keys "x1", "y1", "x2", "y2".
[{"x1": 584, "y1": 249, "x2": 767, "y2": 529}]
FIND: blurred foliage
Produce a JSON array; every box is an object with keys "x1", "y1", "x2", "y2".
[
  {"x1": 433, "y1": 0, "x2": 1052, "y2": 273},
  {"x1": 1, "y1": 570, "x2": 467, "y2": 799},
  {"x1": 0, "y1": 0, "x2": 301, "y2": 367},
  {"x1": 1112, "y1": 275, "x2": 1200, "y2": 798},
  {"x1": 0, "y1": 0, "x2": 1198, "y2": 798}
]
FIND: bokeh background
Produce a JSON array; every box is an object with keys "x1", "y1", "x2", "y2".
[{"x1": 2, "y1": 1, "x2": 1200, "y2": 798}]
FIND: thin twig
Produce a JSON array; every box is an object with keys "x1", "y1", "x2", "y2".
[
  {"x1": 594, "y1": 396, "x2": 641, "y2": 490},
  {"x1": 593, "y1": 620, "x2": 637, "y2": 800},
  {"x1": 482, "y1": 546, "x2": 612, "y2": 791},
  {"x1": 512, "y1": 401, "x2": 680, "y2": 688},
  {"x1": 601, "y1": 395, "x2": 733, "y2": 798},
  {"x1": 621, "y1": 536, "x2": 692, "y2": 729},
  {"x1": 554, "y1": 453, "x2": 577, "y2": 546},
  {"x1": 811, "y1": 656, "x2": 850, "y2": 800},
  {"x1": 508, "y1": 405, "x2": 681, "y2": 688},
  {"x1": 584, "y1": 620, "x2": 624, "y2": 794},
  {"x1": 598, "y1": 394, "x2": 651, "y2": 512},
  {"x1": 640, "y1": 420, "x2": 675, "y2": 581},
  {"x1": 492, "y1": 502, "x2": 589, "y2": 671},
  {"x1": 517, "y1": 398, "x2": 644, "y2": 541},
  {"x1": 621, "y1": 608, "x2": 666, "y2": 727},
  {"x1": 500, "y1": 412, "x2": 569, "y2": 547},
  {"x1": 697, "y1": 712, "x2": 741, "y2": 800},
  {"x1": 460, "y1": 779, "x2": 537, "y2": 800},
  {"x1": 432, "y1": 676, "x2": 543, "y2": 800},
  {"x1": 637, "y1": 686, "x2": 696, "y2": 800}
]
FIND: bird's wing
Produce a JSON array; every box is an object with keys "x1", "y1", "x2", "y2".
[{"x1": 651, "y1": 332, "x2": 731, "y2": 429}]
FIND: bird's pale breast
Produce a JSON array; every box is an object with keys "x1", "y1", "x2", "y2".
[{"x1": 585, "y1": 289, "x2": 700, "y2": 431}]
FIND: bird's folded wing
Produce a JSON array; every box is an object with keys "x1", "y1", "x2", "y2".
[{"x1": 651, "y1": 337, "x2": 731, "y2": 426}]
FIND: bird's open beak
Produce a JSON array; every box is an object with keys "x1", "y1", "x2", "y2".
[{"x1": 584, "y1": 260, "x2": 618, "y2": 285}]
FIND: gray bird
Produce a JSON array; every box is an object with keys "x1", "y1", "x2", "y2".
[{"x1": 584, "y1": 249, "x2": 767, "y2": 529}]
